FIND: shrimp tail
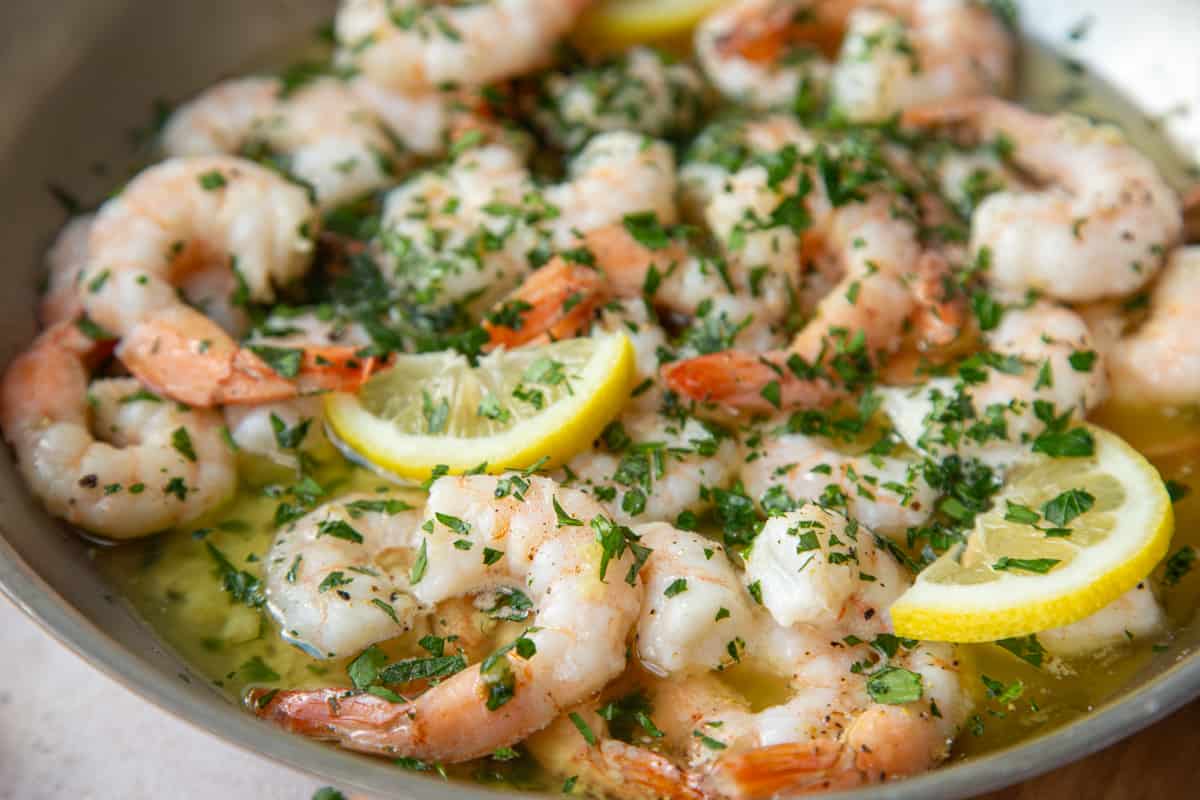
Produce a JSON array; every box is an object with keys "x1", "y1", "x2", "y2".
[
  {"x1": 909, "y1": 251, "x2": 969, "y2": 350},
  {"x1": 117, "y1": 307, "x2": 297, "y2": 407},
  {"x1": 660, "y1": 351, "x2": 840, "y2": 412},
  {"x1": 703, "y1": 741, "x2": 862, "y2": 799},
  {"x1": 249, "y1": 687, "x2": 418, "y2": 748},
  {"x1": 595, "y1": 741, "x2": 706, "y2": 800},
  {"x1": 483, "y1": 257, "x2": 609, "y2": 350}
]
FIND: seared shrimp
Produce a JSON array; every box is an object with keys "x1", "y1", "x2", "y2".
[
  {"x1": 162, "y1": 76, "x2": 405, "y2": 209},
  {"x1": 1106, "y1": 246, "x2": 1200, "y2": 407},
  {"x1": 1038, "y1": 582, "x2": 1165, "y2": 658},
  {"x1": 0, "y1": 322, "x2": 236, "y2": 539},
  {"x1": 252, "y1": 474, "x2": 644, "y2": 763},
  {"x1": 702, "y1": 508, "x2": 968, "y2": 797},
  {"x1": 224, "y1": 311, "x2": 374, "y2": 469},
  {"x1": 265, "y1": 493, "x2": 426, "y2": 658},
  {"x1": 739, "y1": 430, "x2": 935, "y2": 539},
  {"x1": 40, "y1": 214, "x2": 94, "y2": 327},
  {"x1": 564, "y1": 410, "x2": 739, "y2": 527},
  {"x1": 335, "y1": 0, "x2": 592, "y2": 93},
  {"x1": 905, "y1": 98, "x2": 1183, "y2": 302},
  {"x1": 380, "y1": 132, "x2": 677, "y2": 309},
  {"x1": 634, "y1": 524, "x2": 758, "y2": 675},
  {"x1": 883, "y1": 302, "x2": 1109, "y2": 468},
  {"x1": 78, "y1": 156, "x2": 372, "y2": 406},
  {"x1": 695, "y1": 0, "x2": 1013, "y2": 120}
]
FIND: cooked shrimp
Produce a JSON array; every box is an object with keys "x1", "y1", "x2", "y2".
[
  {"x1": 335, "y1": 0, "x2": 591, "y2": 93},
  {"x1": 544, "y1": 132, "x2": 679, "y2": 250},
  {"x1": 482, "y1": 257, "x2": 610, "y2": 350},
  {"x1": 830, "y1": 1, "x2": 1014, "y2": 122},
  {"x1": 532, "y1": 47, "x2": 708, "y2": 151},
  {"x1": 581, "y1": 508, "x2": 969, "y2": 798},
  {"x1": 740, "y1": 431, "x2": 935, "y2": 539},
  {"x1": 527, "y1": 703, "x2": 705, "y2": 800},
  {"x1": 634, "y1": 524, "x2": 758, "y2": 675},
  {"x1": 252, "y1": 474, "x2": 644, "y2": 762},
  {"x1": 691, "y1": 508, "x2": 969, "y2": 797},
  {"x1": 40, "y1": 214, "x2": 94, "y2": 327},
  {"x1": 1106, "y1": 246, "x2": 1200, "y2": 407},
  {"x1": 380, "y1": 132, "x2": 677, "y2": 310},
  {"x1": 696, "y1": 0, "x2": 1013, "y2": 120},
  {"x1": 162, "y1": 76, "x2": 404, "y2": 209},
  {"x1": 264, "y1": 492, "x2": 426, "y2": 658},
  {"x1": 350, "y1": 78, "x2": 517, "y2": 158},
  {"x1": 76, "y1": 156, "x2": 375, "y2": 406},
  {"x1": 883, "y1": 302, "x2": 1109, "y2": 468},
  {"x1": 564, "y1": 410, "x2": 739, "y2": 527},
  {"x1": 905, "y1": 98, "x2": 1183, "y2": 302},
  {"x1": 1037, "y1": 582, "x2": 1166, "y2": 658},
  {"x1": 0, "y1": 322, "x2": 236, "y2": 539},
  {"x1": 223, "y1": 311, "x2": 374, "y2": 469}
]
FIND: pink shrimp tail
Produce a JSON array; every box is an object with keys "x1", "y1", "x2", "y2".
[
  {"x1": 660, "y1": 351, "x2": 840, "y2": 412},
  {"x1": 703, "y1": 741, "x2": 862, "y2": 799}
]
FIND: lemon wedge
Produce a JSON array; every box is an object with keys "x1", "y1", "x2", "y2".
[
  {"x1": 574, "y1": 0, "x2": 725, "y2": 50},
  {"x1": 324, "y1": 334, "x2": 635, "y2": 482},
  {"x1": 891, "y1": 425, "x2": 1173, "y2": 643}
]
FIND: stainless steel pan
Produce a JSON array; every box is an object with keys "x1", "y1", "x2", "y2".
[{"x1": 0, "y1": 2, "x2": 1197, "y2": 797}]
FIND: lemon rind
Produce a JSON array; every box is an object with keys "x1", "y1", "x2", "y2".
[
  {"x1": 324, "y1": 334, "x2": 636, "y2": 482},
  {"x1": 891, "y1": 426, "x2": 1174, "y2": 643}
]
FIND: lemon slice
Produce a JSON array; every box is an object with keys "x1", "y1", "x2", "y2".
[
  {"x1": 574, "y1": 0, "x2": 725, "y2": 49},
  {"x1": 324, "y1": 334, "x2": 635, "y2": 481},
  {"x1": 891, "y1": 425, "x2": 1173, "y2": 643}
]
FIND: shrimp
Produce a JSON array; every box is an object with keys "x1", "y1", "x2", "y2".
[
  {"x1": 252, "y1": 474, "x2": 644, "y2": 763},
  {"x1": 482, "y1": 257, "x2": 610, "y2": 351},
  {"x1": 379, "y1": 132, "x2": 677, "y2": 310},
  {"x1": 1037, "y1": 582, "x2": 1166, "y2": 658},
  {"x1": 739, "y1": 431, "x2": 935, "y2": 539},
  {"x1": 577, "y1": 508, "x2": 967, "y2": 798},
  {"x1": 695, "y1": 0, "x2": 1013, "y2": 121},
  {"x1": 76, "y1": 156, "x2": 374, "y2": 407},
  {"x1": 527, "y1": 702, "x2": 705, "y2": 800},
  {"x1": 904, "y1": 98, "x2": 1183, "y2": 302},
  {"x1": 882, "y1": 302, "x2": 1109, "y2": 468},
  {"x1": 532, "y1": 47, "x2": 709, "y2": 151},
  {"x1": 264, "y1": 492, "x2": 426, "y2": 658},
  {"x1": 544, "y1": 132, "x2": 679, "y2": 250},
  {"x1": 1106, "y1": 246, "x2": 1200, "y2": 407},
  {"x1": 40, "y1": 214, "x2": 94, "y2": 327},
  {"x1": 162, "y1": 76, "x2": 405, "y2": 210},
  {"x1": 634, "y1": 524, "x2": 759, "y2": 675},
  {"x1": 663, "y1": 193, "x2": 964, "y2": 412},
  {"x1": 563, "y1": 409, "x2": 739, "y2": 528},
  {"x1": 334, "y1": 0, "x2": 591, "y2": 93},
  {"x1": 0, "y1": 321, "x2": 236, "y2": 539},
  {"x1": 223, "y1": 311, "x2": 375, "y2": 469},
  {"x1": 694, "y1": 508, "x2": 968, "y2": 798}
]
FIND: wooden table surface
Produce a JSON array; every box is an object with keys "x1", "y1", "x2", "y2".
[{"x1": 980, "y1": 700, "x2": 1200, "y2": 799}]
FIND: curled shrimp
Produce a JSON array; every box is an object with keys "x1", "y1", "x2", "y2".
[
  {"x1": 335, "y1": 0, "x2": 592, "y2": 93},
  {"x1": 77, "y1": 156, "x2": 373, "y2": 406},
  {"x1": 0, "y1": 321, "x2": 236, "y2": 539},
  {"x1": 252, "y1": 474, "x2": 644, "y2": 763},
  {"x1": 265, "y1": 492, "x2": 426, "y2": 658},
  {"x1": 883, "y1": 302, "x2": 1109, "y2": 468},
  {"x1": 1038, "y1": 582, "x2": 1166, "y2": 659},
  {"x1": 162, "y1": 76, "x2": 405, "y2": 209},
  {"x1": 696, "y1": 0, "x2": 1013, "y2": 120},
  {"x1": 739, "y1": 429, "x2": 936, "y2": 539},
  {"x1": 904, "y1": 98, "x2": 1183, "y2": 302},
  {"x1": 40, "y1": 214, "x2": 94, "y2": 327},
  {"x1": 1106, "y1": 246, "x2": 1200, "y2": 407}
]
